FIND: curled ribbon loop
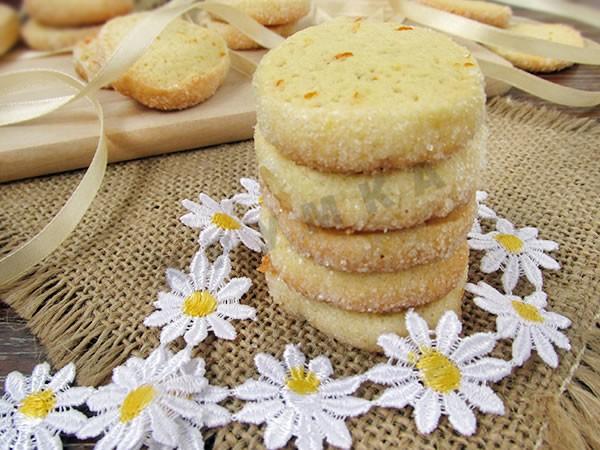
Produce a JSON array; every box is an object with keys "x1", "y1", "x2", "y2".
[{"x1": 494, "y1": 0, "x2": 600, "y2": 29}]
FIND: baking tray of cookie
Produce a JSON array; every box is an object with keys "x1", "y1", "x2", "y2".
[{"x1": 0, "y1": 50, "x2": 262, "y2": 183}]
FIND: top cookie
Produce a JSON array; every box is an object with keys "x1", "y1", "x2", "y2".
[
  {"x1": 214, "y1": 0, "x2": 310, "y2": 25},
  {"x1": 25, "y1": 0, "x2": 134, "y2": 27},
  {"x1": 253, "y1": 19, "x2": 486, "y2": 173}
]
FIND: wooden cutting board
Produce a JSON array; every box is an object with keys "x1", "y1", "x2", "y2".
[{"x1": 0, "y1": 50, "x2": 262, "y2": 183}]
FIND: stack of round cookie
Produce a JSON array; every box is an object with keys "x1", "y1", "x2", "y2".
[
  {"x1": 22, "y1": 0, "x2": 133, "y2": 51},
  {"x1": 205, "y1": 0, "x2": 310, "y2": 50},
  {"x1": 254, "y1": 19, "x2": 487, "y2": 351}
]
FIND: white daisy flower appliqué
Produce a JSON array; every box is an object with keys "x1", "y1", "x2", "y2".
[
  {"x1": 233, "y1": 344, "x2": 371, "y2": 450},
  {"x1": 181, "y1": 193, "x2": 263, "y2": 251},
  {"x1": 77, "y1": 347, "x2": 228, "y2": 449},
  {"x1": 165, "y1": 357, "x2": 231, "y2": 450},
  {"x1": 232, "y1": 178, "x2": 261, "y2": 225},
  {"x1": 470, "y1": 191, "x2": 498, "y2": 234},
  {"x1": 144, "y1": 249, "x2": 255, "y2": 346},
  {"x1": 367, "y1": 310, "x2": 512, "y2": 436},
  {"x1": 0, "y1": 362, "x2": 92, "y2": 450},
  {"x1": 468, "y1": 218, "x2": 560, "y2": 292},
  {"x1": 466, "y1": 281, "x2": 571, "y2": 368}
]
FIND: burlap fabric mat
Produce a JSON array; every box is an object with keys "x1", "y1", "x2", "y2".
[{"x1": 1, "y1": 98, "x2": 599, "y2": 449}]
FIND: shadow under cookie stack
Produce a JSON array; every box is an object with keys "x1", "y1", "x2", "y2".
[{"x1": 255, "y1": 18, "x2": 487, "y2": 351}]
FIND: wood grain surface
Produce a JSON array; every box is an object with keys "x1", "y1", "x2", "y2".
[{"x1": 0, "y1": 2, "x2": 598, "y2": 448}]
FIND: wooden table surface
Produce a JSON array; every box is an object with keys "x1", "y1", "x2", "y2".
[{"x1": 0, "y1": 2, "x2": 598, "y2": 447}]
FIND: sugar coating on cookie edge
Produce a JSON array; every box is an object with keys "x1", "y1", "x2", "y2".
[{"x1": 254, "y1": 19, "x2": 486, "y2": 173}]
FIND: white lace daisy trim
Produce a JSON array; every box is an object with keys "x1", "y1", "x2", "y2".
[
  {"x1": 2, "y1": 185, "x2": 573, "y2": 448},
  {"x1": 181, "y1": 193, "x2": 263, "y2": 252},
  {"x1": 466, "y1": 282, "x2": 571, "y2": 368},
  {"x1": 468, "y1": 217, "x2": 560, "y2": 292},
  {"x1": 368, "y1": 310, "x2": 511, "y2": 436},
  {"x1": 77, "y1": 346, "x2": 230, "y2": 449},
  {"x1": 0, "y1": 363, "x2": 92, "y2": 450},
  {"x1": 470, "y1": 190, "x2": 498, "y2": 234},
  {"x1": 232, "y1": 178, "x2": 261, "y2": 226},
  {"x1": 144, "y1": 249, "x2": 255, "y2": 347},
  {"x1": 233, "y1": 344, "x2": 371, "y2": 450}
]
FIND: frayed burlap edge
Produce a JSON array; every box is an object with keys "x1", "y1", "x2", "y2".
[
  {"x1": 1, "y1": 96, "x2": 599, "y2": 445},
  {"x1": 538, "y1": 315, "x2": 600, "y2": 450}
]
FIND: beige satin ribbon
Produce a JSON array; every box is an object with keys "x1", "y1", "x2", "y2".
[
  {"x1": 2, "y1": 0, "x2": 600, "y2": 286},
  {"x1": 495, "y1": 0, "x2": 600, "y2": 29},
  {"x1": 387, "y1": 0, "x2": 600, "y2": 65}
]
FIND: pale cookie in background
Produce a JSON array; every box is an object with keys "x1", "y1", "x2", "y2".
[
  {"x1": 418, "y1": 0, "x2": 512, "y2": 28},
  {"x1": 260, "y1": 194, "x2": 475, "y2": 273},
  {"x1": 25, "y1": 0, "x2": 134, "y2": 27},
  {"x1": 207, "y1": 19, "x2": 297, "y2": 50},
  {"x1": 265, "y1": 226, "x2": 469, "y2": 313},
  {"x1": 265, "y1": 272, "x2": 465, "y2": 352},
  {"x1": 257, "y1": 127, "x2": 485, "y2": 231},
  {"x1": 213, "y1": 0, "x2": 310, "y2": 26},
  {"x1": 135, "y1": 0, "x2": 168, "y2": 10},
  {"x1": 253, "y1": 19, "x2": 486, "y2": 173},
  {"x1": 73, "y1": 36, "x2": 106, "y2": 84},
  {"x1": 22, "y1": 20, "x2": 100, "y2": 52},
  {"x1": 98, "y1": 14, "x2": 230, "y2": 110},
  {"x1": 488, "y1": 23, "x2": 585, "y2": 73},
  {"x1": 0, "y1": 5, "x2": 19, "y2": 57}
]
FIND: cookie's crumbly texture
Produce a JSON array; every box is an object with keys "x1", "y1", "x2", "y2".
[
  {"x1": 0, "y1": 5, "x2": 19, "y2": 57},
  {"x1": 207, "y1": 19, "x2": 297, "y2": 50},
  {"x1": 488, "y1": 23, "x2": 585, "y2": 73},
  {"x1": 25, "y1": 0, "x2": 134, "y2": 27},
  {"x1": 22, "y1": 20, "x2": 100, "y2": 52},
  {"x1": 212, "y1": 0, "x2": 310, "y2": 25},
  {"x1": 98, "y1": 14, "x2": 230, "y2": 111},
  {"x1": 266, "y1": 272, "x2": 465, "y2": 352},
  {"x1": 264, "y1": 222, "x2": 469, "y2": 313},
  {"x1": 257, "y1": 127, "x2": 485, "y2": 231},
  {"x1": 253, "y1": 19, "x2": 486, "y2": 173},
  {"x1": 418, "y1": 0, "x2": 512, "y2": 28},
  {"x1": 261, "y1": 194, "x2": 475, "y2": 273}
]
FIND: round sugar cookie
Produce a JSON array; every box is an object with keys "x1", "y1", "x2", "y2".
[
  {"x1": 260, "y1": 196, "x2": 475, "y2": 273},
  {"x1": 488, "y1": 23, "x2": 584, "y2": 73},
  {"x1": 207, "y1": 19, "x2": 297, "y2": 50},
  {"x1": 257, "y1": 126, "x2": 485, "y2": 231},
  {"x1": 253, "y1": 19, "x2": 486, "y2": 173},
  {"x1": 98, "y1": 14, "x2": 230, "y2": 110},
  {"x1": 212, "y1": 0, "x2": 310, "y2": 26},
  {"x1": 0, "y1": 5, "x2": 19, "y2": 57},
  {"x1": 264, "y1": 225, "x2": 470, "y2": 313},
  {"x1": 418, "y1": 0, "x2": 512, "y2": 28},
  {"x1": 25, "y1": 0, "x2": 134, "y2": 27},
  {"x1": 22, "y1": 20, "x2": 100, "y2": 52},
  {"x1": 265, "y1": 272, "x2": 465, "y2": 352}
]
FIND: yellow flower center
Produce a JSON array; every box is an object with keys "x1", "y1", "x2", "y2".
[
  {"x1": 182, "y1": 291, "x2": 217, "y2": 317},
  {"x1": 285, "y1": 367, "x2": 320, "y2": 395},
  {"x1": 415, "y1": 349, "x2": 461, "y2": 393},
  {"x1": 120, "y1": 385, "x2": 156, "y2": 423},
  {"x1": 258, "y1": 195, "x2": 263, "y2": 206},
  {"x1": 19, "y1": 390, "x2": 56, "y2": 419},
  {"x1": 211, "y1": 212, "x2": 240, "y2": 230},
  {"x1": 512, "y1": 300, "x2": 544, "y2": 323},
  {"x1": 495, "y1": 233, "x2": 524, "y2": 254}
]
